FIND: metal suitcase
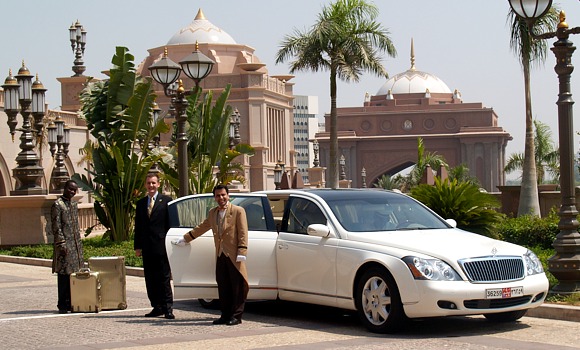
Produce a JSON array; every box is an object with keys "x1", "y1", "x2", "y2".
[
  {"x1": 70, "y1": 268, "x2": 102, "y2": 313},
  {"x1": 88, "y1": 256, "x2": 127, "y2": 310}
]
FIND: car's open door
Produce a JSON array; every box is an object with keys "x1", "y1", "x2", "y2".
[{"x1": 166, "y1": 193, "x2": 279, "y2": 301}]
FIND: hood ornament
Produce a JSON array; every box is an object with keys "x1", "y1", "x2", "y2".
[{"x1": 491, "y1": 247, "x2": 498, "y2": 257}]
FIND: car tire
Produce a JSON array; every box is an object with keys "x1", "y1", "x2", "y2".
[
  {"x1": 355, "y1": 267, "x2": 407, "y2": 333},
  {"x1": 483, "y1": 309, "x2": 527, "y2": 322},
  {"x1": 198, "y1": 298, "x2": 220, "y2": 309}
]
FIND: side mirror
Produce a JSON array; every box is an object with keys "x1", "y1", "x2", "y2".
[
  {"x1": 445, "y1": 219, "x2": 457, "y2": 228},
  {"x1": 307, "y1": 224, "x2": 332, "y2": 238}
]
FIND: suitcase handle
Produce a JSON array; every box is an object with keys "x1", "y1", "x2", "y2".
[{"x1": 76, "y1": 266, "x2": 92, "y2": 279}]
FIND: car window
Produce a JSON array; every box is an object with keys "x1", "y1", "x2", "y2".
[
  {"x1": 231, "y1": 197, "x2": 268, "y2": 231},
  {"x1": 284, "y1": 197, "x2": 327, "y2": 234},
  {"x1": 326, "y1": 194, "x2": 447, "y2": 232},
  {"x1": 169, "y1": 195, "x2": 271, "y2": 230},
  {"x1": 169, "y1": 196, "x2": 215, "y2": 228}
]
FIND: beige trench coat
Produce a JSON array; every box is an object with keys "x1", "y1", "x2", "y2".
[{"x1": 183, "y1": 203, "x2": 248, "y2": 284}]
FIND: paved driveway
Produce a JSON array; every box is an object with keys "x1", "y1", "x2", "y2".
[{"x1": 1, "y1": 261, "x2": 579, "y2": 350}]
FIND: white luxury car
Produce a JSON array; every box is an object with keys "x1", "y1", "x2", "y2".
[{"x1": 166, "y1": 189, "x2": 548, "y2": 333}]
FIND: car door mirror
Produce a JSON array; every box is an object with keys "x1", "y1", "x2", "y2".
[
  {"x1": 445, "y1": 219, "x2": 457, "y2": 228},
  {"x1": 307, "y1": 224, "x2": 332, "y2": 238}
]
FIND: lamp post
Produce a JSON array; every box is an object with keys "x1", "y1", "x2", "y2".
[
  {"x1": 146, "y1": 101, "x2": 163, "y2": 174},
  {"x1": 47, "y1": 115, "x2": 70, "y2": 192},
  {"x1": 2, "y1": 63, "x2": 47, "y2": 195},
  {"x1": 148, "y1": 44, "x2": 215, "y2": 197},
  {"x1": 509, "y1": 0, "x2": 580, "y2": 293},
  {"x1": 69, "y1": 20, "x2": 87, "y2": 76},
  {"x1": 312, "y1": 139, "x2": 320, "y2": 167},
  {"x1": 229, "y1": 108, "x2": 241, "y2": 149}
]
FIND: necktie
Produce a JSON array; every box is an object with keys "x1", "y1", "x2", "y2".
[{"x1": 148, "y1": 196, "x2": 155, "y2": 216}]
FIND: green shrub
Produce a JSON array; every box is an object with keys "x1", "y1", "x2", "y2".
[
  {"x1": 411, "y1": 178, "x2": 503, "y2": 237},
  {"x1": 0, "y1": 236, "x2": 142, "y2": 268},
  {"x1": 496, "y1": 209, "x2": 559, "y2": 249}
]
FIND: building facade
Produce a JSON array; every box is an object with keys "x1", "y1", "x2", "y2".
[
  {"x1": 316, "y1": 42, "x2": 512, "y2": 192},
  {"x1": 136, "y1": 9, "x2": 296, "y2": 192}
]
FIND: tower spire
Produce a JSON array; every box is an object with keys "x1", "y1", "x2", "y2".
[
  {"x1": 195, "y1": 8, "x2": 206, "y2": 20},
  {"x1": 410, "y1": 38, "x2": 416, "y2": 71}
]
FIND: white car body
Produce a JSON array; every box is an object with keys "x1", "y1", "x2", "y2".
[{"x1": 166, "y1": 189, "x2": 549, "y2": 333}]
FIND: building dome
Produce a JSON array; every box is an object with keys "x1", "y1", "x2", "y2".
[
  {"x1": 376, "y1": 69, "x2": 451, "y2": 95},
  {"x1": 376, "y1": 39, "x2": 451, "y2": 96},
  {"x1": 167, "y1": 9, "x2": 236, "y2": 45}
]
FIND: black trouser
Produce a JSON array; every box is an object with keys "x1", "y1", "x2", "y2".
[
  {"x1": 216, "y1": 254, "x2": 249, "y2": 321},
  {"x1": 143, "y1": 252, "x2": 173, "y2": 313},
  {"x1": 57, "y1": 273, "x2": 71, "y2": 311}
]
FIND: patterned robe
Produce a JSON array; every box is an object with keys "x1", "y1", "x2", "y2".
[{"x1": 51, "y1": 196, "x2": 84, "y2": 274}]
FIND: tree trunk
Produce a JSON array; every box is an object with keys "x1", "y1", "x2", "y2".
[
  {"x1": 328, "y1": 66, "x2": 339, "y2": 189},
  {"x1": 518, "y1": 60, "x2": 541, "y2": 217}
]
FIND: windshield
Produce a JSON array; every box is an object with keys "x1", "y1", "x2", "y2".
[{"x1": 322, "y1": 191, "x2": 449, "y2": 232}]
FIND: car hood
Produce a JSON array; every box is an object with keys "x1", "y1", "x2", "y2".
[{"x1": 344, "y1": 228, "x2": 526, "y2": 261}]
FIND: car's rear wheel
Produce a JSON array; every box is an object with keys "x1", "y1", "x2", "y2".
[
  {"x1": 198, "y1": 298, "x2": 220, "y2": 309},
  {"x1": 483, "y1": 309, "x2": 527, "y2": 322},
  {"x1": 355, "y1": 267, "x2": 407, "y2": 333}
]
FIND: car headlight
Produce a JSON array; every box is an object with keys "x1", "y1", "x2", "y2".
[
  {"x1": 403, "y1": 256, "x2": 462, "y2": 281},
  {"x1": 523, "y1": 250, "x2": 544, "y2": 275}
]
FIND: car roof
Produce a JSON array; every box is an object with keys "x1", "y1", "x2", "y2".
[{"x1": 256, "y1": 188, "x2": 406, "y2": 201}]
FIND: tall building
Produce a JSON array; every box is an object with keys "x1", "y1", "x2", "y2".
[{"x1": 293, "y1": 95, "x2": 319, "y2": 182}]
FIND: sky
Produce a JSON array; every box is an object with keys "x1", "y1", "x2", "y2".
[{"x1": 2, "y1": 0, "x2": 580, "y2": 167}]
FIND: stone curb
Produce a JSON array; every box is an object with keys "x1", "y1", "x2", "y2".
[
  {"x1": 0, "y1": 255, "x2": 577, "y2": 322},
  {"x1": 0, "y1": 254, "x2": 144, "y2": 277}
]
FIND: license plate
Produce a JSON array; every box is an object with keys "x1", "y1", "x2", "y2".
[{"x1": 485, "y1": 286, "x2": 524, "y2": 299}]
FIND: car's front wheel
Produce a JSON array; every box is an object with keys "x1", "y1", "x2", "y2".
[
  {"x1": 355, "y1": 267, "x2": 407, "y2": 333},
  {"x1": 483, "y1": 309, "x2": 527, "y2": 322}
]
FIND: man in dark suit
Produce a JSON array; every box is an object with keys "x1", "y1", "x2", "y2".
[
  {"x1": 134, "y1": 172, "x2": 175, "y2": 319},
  {"x1": 175, "y1": 184, "x2": 249, "y2": 326}
]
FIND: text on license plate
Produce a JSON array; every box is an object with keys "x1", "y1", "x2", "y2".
[{"x1": 485, "y1": 286, "x2": 524, "y2": 299}]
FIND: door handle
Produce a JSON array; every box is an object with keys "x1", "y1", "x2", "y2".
[{"x1": 277, "y1": 243, "x2": 288, "y2": 250}]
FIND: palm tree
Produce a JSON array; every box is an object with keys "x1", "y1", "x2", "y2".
[
  {"x1": 373, "y1": 174, "x2": 404, "y2": 190},
  {"x1": 508, "y1": 6, "x2": 559, "y2": 216},
  {"x1": 403, "y1": 137, "x2": 448, "y2": 191},
  {"x1": 505, "y1": 119, "x2": 559, "y2": 184},
  {"x1": 275, "y1": 0, "x2": 396, "y2": 188},
  {"x1": 158, "y1": 85, "x2": 255, "y2": 195}
]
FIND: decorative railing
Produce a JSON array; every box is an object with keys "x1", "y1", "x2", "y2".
[
  {"x1": 46, "y1": 110, "x2": 80, "y2": 127},
  {"x1": 78, "y1": 203, "x2": 107, "y2": 236}
]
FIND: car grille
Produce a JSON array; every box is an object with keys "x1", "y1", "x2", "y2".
[
  {"x1": 464, "y1": 295, "x2": 532, "y2": 309},
  {"x1": 459, "y1": 256, "x2": 524, "y2": 283}
]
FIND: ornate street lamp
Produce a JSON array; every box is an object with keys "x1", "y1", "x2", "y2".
[
  {"x1": 274, "y1": 162, "x2": 282, "y2": 190},
  {"x1": 361, "y1": 167, "x2": 367, "y2": 188},
  {"x1": 274, "y1": 158, "x2": 286, "y2": 190},
  {"x1": 148, "y1": 44, "x2": 215, "y2": 197},
  {"x1": 47, "y1": 115, "x2": 71, "y2": 192},
  {"x1": 339, "y1": 155, "x2": 346, "y2": 180},
  {"x1": 2, "y1": 63, "x2": 47, "y2": 195},
  {"x1": 229, "y1": 108, "x2": 241, "y2": 149},
  {"x1": 509, "y1": 0, "x2": 580, "y2": 293},
  {"x1": 69, "y1": 20, "x2": 87, "y2": 76},
  {"x1": 312, "y1": 139, "x2": 320, "y2": 167}
]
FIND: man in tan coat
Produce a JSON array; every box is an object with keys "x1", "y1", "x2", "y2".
[{"x1": 176, "y1": 184, "x2": 248, "y2": 326}]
